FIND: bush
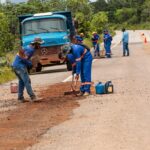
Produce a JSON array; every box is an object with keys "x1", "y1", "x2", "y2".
[{"x1": 0, "y1": 67, "x2": 16, "y2": 84}]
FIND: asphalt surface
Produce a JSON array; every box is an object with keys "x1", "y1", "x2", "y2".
[
  {"x1": 1, "y1": 30, "x2": 150, "y2": 150},
  {"x1": 26, "y1": 31, "x2": 150, "y2": 150}
]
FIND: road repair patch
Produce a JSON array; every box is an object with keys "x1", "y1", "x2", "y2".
[{"x1": 0, "y1": 82, "x2": 80, "y2": 150}]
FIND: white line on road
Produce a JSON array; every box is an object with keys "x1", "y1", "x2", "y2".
[{"x1": 62, "y1": 75, "x2": 73, "y2": 82}]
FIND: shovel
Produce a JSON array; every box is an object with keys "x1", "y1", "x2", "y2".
[{"x1": 64, "y1": 74, "x2": 79, "y2": 96}]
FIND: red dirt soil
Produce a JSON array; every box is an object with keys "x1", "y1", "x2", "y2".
[{"x1": 0, "y1": 82, "x2": 80, "y2": 150}]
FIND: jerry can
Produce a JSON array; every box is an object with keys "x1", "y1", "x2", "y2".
[
  {"x1": 95, "y1": 82, "x2": 105, "y2": 94},
  {"x1": 105, "y1": 81, "x2": 114, "y2": 94},
  {"x1": 10, "y1": 82, "x2": 18, "y2": 93}
]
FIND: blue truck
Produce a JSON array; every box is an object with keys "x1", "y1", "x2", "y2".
[{"x1": 18, "y1": 11, "x2": 75, "y2": 72}]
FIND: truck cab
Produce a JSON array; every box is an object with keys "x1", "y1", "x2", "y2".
[{"x1": 19, "y1": 11, "x2": 75, "y2": 72}]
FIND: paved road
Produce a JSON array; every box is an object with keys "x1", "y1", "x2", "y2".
[
  {"x1": 25, "y1": 31, "x2": 150, "y2": 150},
  {"x1": 1, "y1": 30, "x2": 150, "y2": 150}
]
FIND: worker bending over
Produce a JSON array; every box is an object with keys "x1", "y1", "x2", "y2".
[{"x1": 65, "y1": 37, "x2": 93, "y2": 96}]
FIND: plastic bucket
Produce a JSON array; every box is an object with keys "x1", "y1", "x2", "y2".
[{"x1": 10, "y1": 83, "x2": 18, "y2": 93}]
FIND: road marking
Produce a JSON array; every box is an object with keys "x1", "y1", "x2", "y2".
[
  {"x1": 62, "y1": 75, "x2": 72, "y2": 82},
  {"x1": 111, "y1": 42, "x2": 120, "y2": 49},
  {"x1": 62, "y1": 59, "x2": 97, "y2": 82},
  {"x1": 62, "y1": 42, "x2": 120, "y2": 82}
]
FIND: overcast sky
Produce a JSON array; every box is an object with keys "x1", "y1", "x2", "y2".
[
  {"x1": 0, "y1": 0, "x2": 98, "y2": 4},
  {"x1": 90, "y1": 0, "x2": 97, "y2": 2}
]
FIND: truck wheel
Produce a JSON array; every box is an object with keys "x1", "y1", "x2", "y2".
[
  {"x1": 36, "y1": 63, "x2": 42, "y2": 72},
  {"x1": 66, "y1": 60, "x2": 72, "y2": 71}
]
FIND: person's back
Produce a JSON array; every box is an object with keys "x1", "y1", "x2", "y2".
[
  {"x1": 71, "y1": 44, "x2": 92, "y2": 62},
  {"x1": 12, "y1": 52, "x2": 32, "y2": 69},
  {"x1": 122, "y1": 30, "x2": 129, "y2": 43},
  {"x1": 121, "y1": 28, "x2": 129, "y2": 56}
]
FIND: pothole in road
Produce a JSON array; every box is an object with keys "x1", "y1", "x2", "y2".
[{"x1": 0, "y1": 82, "x2": 81, "y2": 150}]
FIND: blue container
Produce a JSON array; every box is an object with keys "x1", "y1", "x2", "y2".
[{"x1": 95, "y1": 82, "x2": 105, "y2": 94}]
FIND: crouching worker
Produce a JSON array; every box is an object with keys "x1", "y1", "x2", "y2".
[
  {"x1": 64, "y1": 38, "x2": 93, "y2": 96},
  {"x1": 12, "y1": 48, "x2": 36, "y2": 103}
]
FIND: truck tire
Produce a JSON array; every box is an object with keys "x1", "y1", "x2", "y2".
[
  {"x1": 36, "y1": 63, "x2": 42, "y2": 72},
  {"x1": 66, "y1": 60, "x2": 72, "y2": 71}
]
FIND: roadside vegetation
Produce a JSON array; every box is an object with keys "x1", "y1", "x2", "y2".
[
  {"x1": 0, "y1": 67, "x2": 16, "y2": 84},
  {"x1": 0, "y1": 0, "x2": 150, "y2": 83}
]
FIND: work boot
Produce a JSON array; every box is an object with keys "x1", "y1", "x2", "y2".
[
  {"x1": 83, "y1": 92, "x2": 90, "y2": 96},
  {"x1": 18, "y1": 97, "x2": 25, "y2": 103},
  {"x1": 30, "y1": 95, "x2": 36, "y2": 102},
  {"x1": 77, "y1": 92, "x2": 84, "y2": 96}
]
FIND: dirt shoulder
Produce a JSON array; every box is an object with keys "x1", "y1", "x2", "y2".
[{"x1": 0, "y1": 82, "x2": 80, "y2": 150}]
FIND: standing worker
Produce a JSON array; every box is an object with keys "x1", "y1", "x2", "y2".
[
  {"x1": 12, "y1": 48, "x2": 36, "y2": 103},
  {"x1": 103, "y1": 30, "x2": 112, "y2": 58},
  {"x1": 75, "y1": 33, "x2": 84, "y2": 44},
  {"x1": 121, "y1": 28, "x2": 129, "y2": 56},
  {"x1": 23, "y1": 37, "x2": 44, "y2": 72},
  {"x1": 79, "y1": 33, "x2": 84, "y2": 43},
  {"x1": 91, "y1": 32, "x2": 100, "y2": 57},
  {"x1": 23, "y1": 37, "x2": 44, "y2": 59},
  {"x1": 63, "y1": 37, "x2": 93, "y2": 96}
]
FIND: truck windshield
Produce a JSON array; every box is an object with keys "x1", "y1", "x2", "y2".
[{"x1": 23, "y1": 18, "x2": 66, "y2": 35}]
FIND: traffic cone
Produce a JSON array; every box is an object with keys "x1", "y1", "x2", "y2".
[{"x1": 144, "y1": 37, "x2": 147, "y2": 43}]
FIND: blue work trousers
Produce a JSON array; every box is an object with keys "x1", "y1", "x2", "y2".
[
  {"x1": 123, "y1": 42, "x2": 129, "y2": 56},
  {"x1": 13, "y1": 67, "x2": 35, "y2": 99},
  {"x1": 94, "y1": 43, "x2": 100, "y2": 57},
  {"x1": 80, "y1": 59, "x2": 92, "y2": 93},
  {"x1": 105, "y1": 43, "x2": 111, "y2": 58}
]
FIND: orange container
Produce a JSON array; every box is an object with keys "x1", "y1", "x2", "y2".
[{"x1": 10, "y1": 83, "x2": 18, "y2": 93}]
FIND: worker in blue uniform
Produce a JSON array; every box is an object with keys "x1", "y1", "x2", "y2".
[
  {"x1": 79, "y1": 33, "x2": 84, "y2": 43},
  {"x1": 75, "y1": 33, "x2": 84, "y2": 44},
  {"x1": 103, "y1": 30, "x2": 112, "y2": 58},
  {"x1": 23, "y1": 37, "x2": 44, "y2": 59},
  {"x1": 23, "y1": 37, "x2": 44, "y2": 72},
  {"x1": 66, "y1": 53, "x2": 76, "y2": 75},
  {"x1": 66, "y1": 37, "x2": 93, "y2": 96},
  {"x1": 91, "y1": 32, "x2": 100, "y2": 57},
  {"x1": 12, "y1": 48, "x2": 36, "y2": 103}
]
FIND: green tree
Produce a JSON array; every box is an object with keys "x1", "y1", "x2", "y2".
[
  {"x1": 0, "y1": 12, "x2": 14, "y2": 56},
  {"x1": 90, "y1": 11, "x2": 108, "y2": 34},
  {"x1": 114, "y1": 8, "x2": 136, "y2": 23},
  {"x1": 141, "y1": 0, "x2": 150, "y2": 22},
  {"x1": 66, "y1": 0, "x2": 93, "y2": 36},
  {"x1": 91, "y1": 0, "x2": 108, "y2": 13}
]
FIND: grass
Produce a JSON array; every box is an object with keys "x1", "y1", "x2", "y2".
[
  {"x1": 0, "y1": 52, "x2": 16, "y2": 84},
  {"x1": 0, "y1": 66, "x2": 16, "y2": 84},
  {"x1": 84, "y1": 38, "x2": 93, "y2": 48}
]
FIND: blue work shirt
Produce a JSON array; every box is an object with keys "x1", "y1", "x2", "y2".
[
  {"x1": 71, "y1": 44, "x2": 92, "y2": 75},
  {"x1": 75, "y1": 35, "x2": 83, "y2": 43},
  {"x1": 92, "y1": 34, "x2": 100, "y2": 45},
  {"x1": 12, "y1": 55, "x2": 32, "y2": 69},
  {"x1": 103, "y1": 33, "x2": 112, "y2": 45},
  {"x1": 23, "y1": 45, "x2": 35, "y2": 59},
  {"x1": 122, "y1": 31, "x2": 129, "y2": 43}
]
